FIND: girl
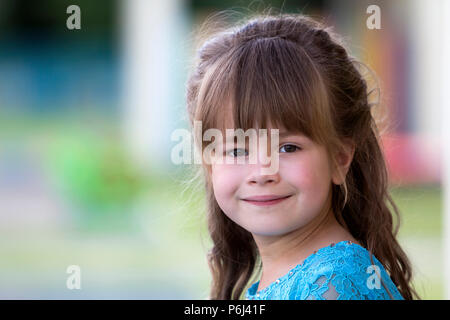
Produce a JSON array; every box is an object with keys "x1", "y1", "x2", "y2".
[{"x1": 185, "y1": 12, "x2": 418, "y2": 300}]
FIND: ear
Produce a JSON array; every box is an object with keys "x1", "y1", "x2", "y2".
[{"x1": 331, "y1": 139, "x2": 356, "y2": 185}]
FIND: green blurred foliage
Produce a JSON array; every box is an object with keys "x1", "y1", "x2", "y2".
[
  {"x1": 49, "y1": 135, "x2": 142, "y2": 210},
  {"x1": 40, "y1": 116, "x2": 148, "y2": 232},
  {"x1": 390, "y1": 185, "x2": 442, "y2": 238}
]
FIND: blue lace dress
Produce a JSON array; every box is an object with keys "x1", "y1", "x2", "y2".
[{"x1": 245, "y1": 240, "x2": 404, "y2": 300}]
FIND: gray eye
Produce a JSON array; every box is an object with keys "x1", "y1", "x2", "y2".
[{"x1": 228, "y1": 148, "x2": 248, "y2": 157}]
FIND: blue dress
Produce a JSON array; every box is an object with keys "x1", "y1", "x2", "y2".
[{"x1": 245, "y1": 240, "x2": 404, "y2": 300}]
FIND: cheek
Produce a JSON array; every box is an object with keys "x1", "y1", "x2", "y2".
[
  {"x1": 282, "y1": 153, "x2": 332, "y2": 194},
  {"x1": 211, "y1": 164, "x2": 243, "y2": 208}
]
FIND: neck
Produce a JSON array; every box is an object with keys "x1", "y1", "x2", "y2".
[{"x1": 252, "y1": 194, "x2": 354, "y2": 290}]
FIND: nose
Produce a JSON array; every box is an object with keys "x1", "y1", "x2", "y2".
[
  {"x1": 248, "y1": 172, "x2": 280, "y2": 185},
  {"x1": 246, "y1": 159, "x2": 280, "y2": 185},
  {"x1": 246, "y1": 134, "x2": 280, "y2": 185}
]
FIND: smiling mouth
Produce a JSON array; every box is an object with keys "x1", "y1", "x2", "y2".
[{"x1": 242, "y1": 195, "x2": 292, "y2": 206}]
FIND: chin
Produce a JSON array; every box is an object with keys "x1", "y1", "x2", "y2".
[{"x1": 246, "y1": 224, "x2": 295, "y2": 237}]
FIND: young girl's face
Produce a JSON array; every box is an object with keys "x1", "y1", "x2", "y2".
[{"x1": 210, "y1": 124, "x2": 336, "y2": 237}]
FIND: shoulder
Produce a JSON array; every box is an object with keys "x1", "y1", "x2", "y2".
[{"x1": 288, "y1": 241, "x2": 404, "y2": 300}]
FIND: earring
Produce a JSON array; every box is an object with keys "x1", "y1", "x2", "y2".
[{"x1": 340, "y1": 182, "x2": 348, "y2": 210}]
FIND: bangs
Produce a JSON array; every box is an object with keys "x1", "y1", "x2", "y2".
[{"x1": 195, "y1": 35, "x2": 334, "y2": 146}]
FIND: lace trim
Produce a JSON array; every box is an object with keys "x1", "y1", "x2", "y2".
[
  {"x1": 247, "y1": 240, "x2": 356, "y2": 298},
  {"x1": 245, "y1": 240, "x2": 402, "y2": 300}
]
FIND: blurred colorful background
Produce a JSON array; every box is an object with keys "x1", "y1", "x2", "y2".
[{"x1": 0, "y1": 0, "x2": 448, "y2": 299}]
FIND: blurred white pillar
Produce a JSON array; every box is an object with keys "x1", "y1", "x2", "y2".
[
  {"x1": 440, "y1": 0, "x2": 450, "y2": 300},
  {"x1": 411, "y1": 0, "x2": 442, "y2": 140},
  {"x1": 119, "y1": 0, "x2": 187, "y2": 174},
  {"x1": 411, "y1": 0, "x2": 450, "y2": 299}
]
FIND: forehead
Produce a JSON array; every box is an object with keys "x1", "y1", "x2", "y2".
[
  {"x1": 211, "y1": 98, "x2": 314, "y2": 145},
  {"x1": 218, "y1": 128, "x2": 311, "y2": 149},
  {"x1": 218, "y1": 106, "x2": 284, "y2": 133},
  {"x1": 220, "y1": 113, "x2": 306, "y2": 139}
]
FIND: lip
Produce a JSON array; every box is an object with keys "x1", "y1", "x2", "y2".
[{"x1": 242, "y1": 194, "x2": 292, "y2": 206}]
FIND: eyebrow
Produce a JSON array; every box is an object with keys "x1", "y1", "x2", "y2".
[
  {"x1": 278, "y1": 131, "x2": 292, "y2": 137},
  {"x1": 277, "y1": 131, "x2": 306, "y2": 138},
  {"x1": 222, "y1": 130, "x2": 306, "y2": 140}
]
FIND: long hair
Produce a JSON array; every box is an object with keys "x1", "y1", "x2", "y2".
[{"x1": 185, "y1": 12, "x2": 419, "y2": 300}]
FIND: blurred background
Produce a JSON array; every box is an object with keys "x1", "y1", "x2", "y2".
[{"x1": 0, "y1": 0, "x2": 448, "y2": 299}]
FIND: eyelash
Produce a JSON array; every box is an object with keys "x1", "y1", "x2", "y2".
[{"x1": 225, "y1": 144, "x2": 301, "y2": 157}]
